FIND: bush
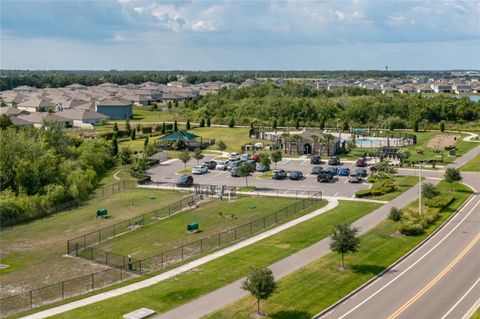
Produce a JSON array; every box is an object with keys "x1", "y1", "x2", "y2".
[
  {"x1": 427, "y1": 195, "x2": 454, "y2": 208},
  {"x1": 355, "y1": 189, "x2": 372, "y2": 198},
  {"x1": 141, "y1": 126, "x2": 153, "y2": 134}
]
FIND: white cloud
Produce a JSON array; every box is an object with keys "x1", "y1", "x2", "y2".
[
  {"x1": 386, "y1": 14, "x2": 406, "y2": 26},
  {"x1": 335, "y1": 10, "x2": 345, "y2": 21}
]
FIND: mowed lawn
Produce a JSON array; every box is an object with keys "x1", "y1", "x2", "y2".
[
  {"x1": 47, "y1": 201, "x2": 379, "y2": 319},
  {"x1": 460, "y1": 153, "x2": 480, "y2": 172},
  {"x1": 95, "y1": 196, "x2": 304, "y2": 259},
  {"x1": 189, "y1": 127, "x2": 270, "y2": 153},
  {"x1": 366, "y1": 175, "x2": 419, "y2": 201},
  {"x1": 0, "y1": 189, "x2": 186, "y2": 294},
  {"x1": 206, "y1": 181, "x2": 472, "y2": 319}
]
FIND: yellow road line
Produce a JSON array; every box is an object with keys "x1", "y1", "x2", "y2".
[{"x1": 388, "y1": 232, "x2": 480, "y2": 319}]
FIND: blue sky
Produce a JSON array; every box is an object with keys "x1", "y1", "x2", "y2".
[{"x1": 1, "y1": 0, "x2": 479, "y2": 70}]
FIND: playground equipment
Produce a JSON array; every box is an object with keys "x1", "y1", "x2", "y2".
[
  {"x1": 96, "y1": 208, "x2": 108, "y2": 218},
  {"x1": 187, "y1": 222, "x2": 199, "y2": 233}
]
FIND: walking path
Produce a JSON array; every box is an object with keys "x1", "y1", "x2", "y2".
[
  {"x1": 20, "y1": 198, "x2": 339, "y2": 319},
  {"x1": 153, "y1": 179, "x2": 436, "y2": 319}
]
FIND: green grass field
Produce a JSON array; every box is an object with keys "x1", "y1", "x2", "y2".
[
  {"x1": 45, "y1": 201, "x2": 379, "y2": 319},
  {"x1": 460, "y1": 153, "x2": 480, "y2": 172},
  {"x1": 206, "y1": 181, "x2": 472, "y2": 318},
  {"x1": 0, "y1": 189, "x2": 186, "y2": 296},
  {"x1": 472, "y1": 307, "x2": 480, "y2": 319},
  {"x1": 95, "y1": 196, "x2": 302, "y2": 259},
  {"x1": 365, "y1": 175, "x2": 419, "y2": 201}
]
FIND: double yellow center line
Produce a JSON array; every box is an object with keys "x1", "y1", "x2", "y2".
[{"x1": 388, "y1": 232, "x2": 480, "y2": 319}]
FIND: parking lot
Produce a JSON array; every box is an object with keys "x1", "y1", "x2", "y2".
[{"x1": 147, "y1": 156, "x2": 372, "y2": 198}]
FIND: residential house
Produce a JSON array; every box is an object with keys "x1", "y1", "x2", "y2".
[
  {"x1": 13, "y1": 85, "x2": 36, "y2": 94},
  {"x1": 453, "y1": 83, "x2": 471, "y2": 94},
  {"x1": 431, "y1": 82, "x2": 452, "y2": 93},
  {"x1": 0, "y1": 106, "x2": 29, "y2": 117},
  {"x1": 17, "y1": 98, "x2": 54, "y2": 112},
  {"x1": 56, "y1": 109, "x2": 108, "y2": 127},
  {"x1": 18, "y1": 112, "x2": 72, "y2": 128},
  {"x1": 95, "y1": 98, "x2": 132, "y2": 120}
]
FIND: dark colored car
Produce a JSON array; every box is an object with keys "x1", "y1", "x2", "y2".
[
  {"x1": 230, "y1": 166, "x2": 240, "y2": 177},
  {"x1": 256, "y1": 163, "x2": 270, "y2": 172},
  {"x1": 177, "y1": 175, "x2": 194, "y2": 187},
  {"x1": 317, "y1": 171, "x2": 333, "y2": 183},
  {"x1": 356, "y1": 157, "x2": 367, "y2": 167},
  {"x1": 337, "y1": 168, "x2": 350, "y2": 176},
  {"x1": 328, "y1": 156, "x2": 341, "y2": 165},
  {"x1": 310, "y1": 155, "x2": 321, "y2": 164},
  {"x1": 246, "y1": 159, "x2": 257, "y2": 166},
  {"x1": 251, "y1": 154, "x2": 260, "y2": 162},
  {"x1": 326, "y1": 167, "x2": 338, "y2": 176},
  {"x1": 203, "y1": 160, "x2": 217, "y2": 169},
  {"x1": 355, "y1": 168, "x2": 368, "y2": 177},
  {"x1": 227, "y1": 160, "x2": 240, "y2": 171},
  {"x1": 310, "y1": 165, "x2": 323, "y2": 174},
  {"x1": 272, "y1": 169, "x2": 287, "y2": 180},
  {"x1": 289, "y1": 170, "x2": 303, "y2": 180}
]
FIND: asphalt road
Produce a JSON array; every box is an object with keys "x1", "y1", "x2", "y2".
[{"x1": 147, "y1": 156, "x2": 371, "y2": 198}]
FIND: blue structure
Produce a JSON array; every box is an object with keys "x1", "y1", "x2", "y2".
[{"x1": 95, "y1": 99, "x2": 132, "y2": 120}]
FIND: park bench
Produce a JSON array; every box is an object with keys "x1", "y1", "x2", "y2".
[{"x1": 123, "y1": 307, "x2": 156, "y2": 319}]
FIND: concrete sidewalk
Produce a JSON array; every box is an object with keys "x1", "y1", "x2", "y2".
[{"x1": 153, "y1": 180, "x2": 431, "y2": 319}]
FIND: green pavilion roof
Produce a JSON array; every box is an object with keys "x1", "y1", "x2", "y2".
[{"x1": 158, "y1": 130, "x2": 200, "y2": 142}]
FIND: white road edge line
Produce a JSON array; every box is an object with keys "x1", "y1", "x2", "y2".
[
  {"x1": 462, "y1": 297, "x2": 480, "y2": 319},
  {"x1": 441, "y1": 277, "x2": 480, "y2": 319},
  {"x1": 335, "y1": 196, "x2": 480, "y2": 319}
]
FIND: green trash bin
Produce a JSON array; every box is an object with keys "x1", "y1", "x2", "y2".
[{"x1": 96, "y1": 208, "x2": 108, "y2": 218}]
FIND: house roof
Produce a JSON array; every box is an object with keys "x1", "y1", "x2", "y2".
[
  {"x1": 18, "y1": 98, "x2": 53, "y2": 108},
  {"x1": 18, "y1": 112, "x2": 71, "y2": 124},
  {"x1": 56, "y1": 109, "x2": 108, "y2": 121},
  {"x1": 158, "y1": 130, "x2": 199, "y2": 142},
  {"x1": 0, "y1": 107, "x2": 29, "y2": 116},
  {"x1": 9, "y1": 116, "x2": 33, "y2": 126},
  {"x1": 96, "y1": 98, "x2": 132, "y2": 106}
]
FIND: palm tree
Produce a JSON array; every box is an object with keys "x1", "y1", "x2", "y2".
[
  {"x1": 310, "y1": 135, "x2": 320, "y2": 155},
  {"x1": 323, "y1": 134, "x2": 335, "y2": 156},
  {"x1": 291, "y1": 134, "x2": 302, "y2": 154},
  {"x1": 281, "y1": 132, "x2": 290, "y2": 153}
]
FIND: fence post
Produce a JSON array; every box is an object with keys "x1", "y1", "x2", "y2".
[
  {"x1": 234, "y1": 228, "x2": 237, "y2": 240},
  {"x1": 139, "y1": 260, "x2": 142, "y2": 275},
  {"x1": 90, "y1": 248, "x2": 93, "y2": 260},
  {"x1": 62, "y1": 282, "x2": 65, "y2": 299},
  {"x1": 98, "y1": 229, "x2": 101, "y2": 243},
  {"x1": 83, "y1": 235, "x2": 86, "y2": 248},
  {"x1": 296, "y1": 190, "x2": 298, "y2": 199},
  {"x1": 250, "y1": 222, "x2": 253, "y2": 234},
  {"x1": 161, "y1": 252, "x2": 164, "y2": 269},
  {"x1": 105, "y1": 252, "x2": 108, "y2": 265},
  {"x1": 263, "y1": 216, "x2": 266, "y2": 228},
  {"x1": 91, "y1": 273, "x2": 94, "y2": 291},
  {"x1": 275, "y1": 211, "x2": 277, "y2": 223},
  {"x1": 114, "y1": 224, "x2": 116, "y2": 237},
  {"x1": 29, "y1": 290, "x2": 33, "y2": 309},
  {"x1": 218, "y1": 233, "x2": 221, "y2": 246},
  {"x1": 181, "y1": 246, "x2": 184, "y2": 260},
  {"x1": 121, "y1": 266, "x2": 123, "y2": 282},
  {"x1": 200, "y1": 239, "x2": 203, "y2": 253}
]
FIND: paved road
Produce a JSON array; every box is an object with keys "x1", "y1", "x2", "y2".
[
  {"x1": 153, "y1": 179, "x2": 437, "y2": 319},
  {"x1": 147, "y1": 156, "x2": 371, "y2": 198}
]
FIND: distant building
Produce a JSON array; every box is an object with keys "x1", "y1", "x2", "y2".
[
  {"x1": 431, "y1": 82, "x2": 452, "y2": 93},
  {"x1": 13, "y1": 86, "x2": 37, "y2": 94},
  {"x1": 453, "y1": 84, "x2": 471, "y2": 94},
  {"x1": 56, "y1": 109, "x2": 108, "y2": 126},
  {"x1": 95, "y1": 98, "x2": 132, "y2": 120},
  {"x1": 18, "y1": 112, "x2": 72, "y2": 128}
]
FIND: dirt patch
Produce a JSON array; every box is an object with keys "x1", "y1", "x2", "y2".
[
  {"x1": 0, "y1": 264, "x2": 10, "y2": 269},
  {"x1": 427, "y1": 135, "x2": 459, "y2": 150}
]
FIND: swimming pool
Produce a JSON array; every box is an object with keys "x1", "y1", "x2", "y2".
[{"x1": 355, "y1": 138, "x2": 382, "y2": 148}]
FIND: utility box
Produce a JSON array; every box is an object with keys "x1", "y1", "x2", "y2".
[
  {"x1": 187, "y1": 222, "x2": 199, "y2": 232},
  {"x1": 96, "y1": 208, "x2": 108, "y2": 218}
]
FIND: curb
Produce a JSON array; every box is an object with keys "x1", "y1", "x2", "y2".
[{"x1": 311, "y1": 191, "x2": 476, "y2": 319}]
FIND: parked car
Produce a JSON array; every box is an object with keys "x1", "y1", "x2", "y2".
[
  {"x1": 230, "y1": 166, "x2": 240, "y2": 177},
  {"x1": 192, "y1": 165, "x2": 208, "y2": 175},
  {"x1": 272, "y1": 169, "x2": 287, "y2": 180},
  {"x1": 256, "y1": 163, "x2": 270, "y2": 172},
  {"x1": 251, "y1": 154, "x2": 260, "y2": 162},
  {"x1": 348, "y1": 173, "x2": 361, "y2": 183},
  {"x1": 317, "y1": 171, "x2": 333, "y2": 183},
  {"x1": 355, "y1": 168, "x2": 368, "y2": 178},
  {"x1": 215, "y1": 160, "x2": 230, "y2": 170},
  {"x1": 310, "y1": 154, "x2": 321, "y2": 164},
  {"x1": 227, "y1": 160, "x2": 240, "y2": 171},
  {"x1": 289, "y1": 170, "x2": 303, "y2": 180},
  {"x1": 337, "y1": 168, "x2": 350, "y2": 176},
  {"x1": 177, "y1": 175, "x2": 194, "y2": 187},
  {"x1": 228, "y1": 152, "x2": 241, "y2": 161},
  {"x1": 246, "y1": 159, "x2": 257, "y2": 166},
  {"x1": 356, "y1": 157, "x2": 367, "y2": 167},
  {"x1": 310, "y1": 165, "x2": 323, "y2": 174},
  {"x1": 326, "y1": 167, "x2": 338, "y2": 176},
  {"x1": 203, "y1": 160, "x2": 217, "y2": 169},
  {"x1": 240, "y1": 154, "x2": 250, "y2": 161},
  {"x1": 328, "y1": 156, "x2": 341, "y2": 165}
]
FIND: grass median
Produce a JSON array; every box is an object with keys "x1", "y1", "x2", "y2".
[
  {"x1": 460, "y1": 153, "x2": 480, "y2": 172},
  {"x1": 205, "y1": 181, "x2": 472, "y2": 319},
  {"x1": 42, "y1": 200, "x2": 379, "y2": 319}
]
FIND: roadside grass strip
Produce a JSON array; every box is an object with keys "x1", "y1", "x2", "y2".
[{"x1": 204, "y1": 181, "x2": 472, "y2": 319}]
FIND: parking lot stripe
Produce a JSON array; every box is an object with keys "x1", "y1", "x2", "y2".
[
  {"x1": 333, "y1": 191, "x2": 340, "y2": 197},
  {"x1": 214, "y1": 171, "x2": 225, "y2": 177}
]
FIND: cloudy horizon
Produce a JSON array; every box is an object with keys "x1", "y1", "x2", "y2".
[{"x1": 1, "y1": 0, "x2": 479, "y2": 70}]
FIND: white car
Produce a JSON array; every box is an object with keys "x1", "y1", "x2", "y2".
[
  {"x1": 348, "y1": 173, "x2": 361, "y2": 183},
  {"x1": 216, "y1": 160, "x2": 230, "y2": 170},
  {"x1": 240, "y1": 154, "x2": 250, "y2": 161},
  {"x1": 192, "y1": 166, "x2": 208, "y2": 175},
  {"x1": 228, "y1": 152, "x2": 240, "y2": 161}
]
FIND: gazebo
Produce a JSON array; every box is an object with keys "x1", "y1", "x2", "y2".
[{"x1": 157, "y1": 130, "x2": 212, "y2": 150}]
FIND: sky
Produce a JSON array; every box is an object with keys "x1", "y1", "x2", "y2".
[{"x1": 1, "y1": 0, "x2": 479, "y2": 70}]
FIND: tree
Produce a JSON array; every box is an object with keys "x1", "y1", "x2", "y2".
[
  {"x1": 186, "y1": 119, "x2": 191, "y2": 130},
  {"x1": 342, "y1": 120, "x2": 349, "y2": 131},
  {"x1": 295, "y1": 118, "x2": 300, "y2": 130},
  {"x1": 199, "y1": 118, "x2": 205, "y2": 128},
  {"x1": 271, "y1": 150, "x2": 282, "y2": 169},
  {"x1": 174, "y1": 99, "x2": 178, "y2": 108},
  {"x1": 193, "y1": 148, "x2": 204, "y2": 164},
  {"x1": 111, "y1": 135, "x2": 118, "y2": 156},
  {"x1": 174, "y1": 120, "x2": 178, "y2": 131},
  {"x1": 413, "y1": 120, "x2": 419, "y2": 132},
  {"x1": 228, "y1": 117, "x2": 235, "y2": 128},
  {"x1": 206, "y1": 117, "x2": 211, "y2": 127},
  {"x1": 130, "y1": 128, "x2": 136, "y2": 140},
  {"x1": 388, "y1": 207, "x2": 402, "y2": 234},
  {"x1": 444, "y1": 167, "x2": 462, "y2": 191},
  {"x1": 238, "y1": 162, "x2": 254, "y2": 186},
  {"x1": 323, "y1": 134, "x2": 335, "y2": 156},
  {"x1": 259, "y1": 153, "x2": 271, "y2": 168},
  {"x1": 161, "y1": 122, "x2": 166, "y2": 134},
  {"x1": 167, "y1": 101, "x2": 173, "y2": 109},
  {"x1": 330, "y1": 223, "x2": 360, "y2": 269},
  {"x1": 136, "y1": 123, "x2": 141, "y2": 133},
  {"x1": 144, "y1": 135, "x2": 149, "y2": 147},
  {"x1": 310, "y1": 135, "x2": 320, "y2": 155},
  {"x1": 217, "y1": 140, "x2": 227, "y2": 152},
  {"x1": 119, "y1": 147, "x2": 132, "y2": 165},
  {"x1": 241, "y1": 266, "x2": 277, "y2": 317},
  {"x1": 113, "y1": 122, "x2": 118, "y2": 133},
  {"x1": 179, "y1": 150, "x2": 191, "y2": 171},
  {"x1": 319, "y1": 117, "x2": 325, "y2": 130},
  {"x1": 125, "y1": 119, "x2": 131, "y2": 132},
  {"x1": 272, "y1": 118, "x2": 277, "y2": 130},
  {"x1": 440, "y1": 121, "x2": 445, "y2": 132},
  {"x1": 422, "y1": 182, "x2": 438, "y2": 203},
  {"x1": 0, "y1": 114, "x2": 13, "y2": 130}
]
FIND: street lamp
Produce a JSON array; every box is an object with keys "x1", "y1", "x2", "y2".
[{"x1": 418, "y1": 155, "x2": 443, "y2": 215}]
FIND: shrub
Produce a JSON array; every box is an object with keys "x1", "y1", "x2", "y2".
[
  {"x1": 141, "y1": 126, "x2": 152, "y2": 134},
  {"x1": 427, "y1": 195, "x2": 454, "y2": 208},
  {"x1": 355, "y1": 189, "x2": 372, "y2": 198}
]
